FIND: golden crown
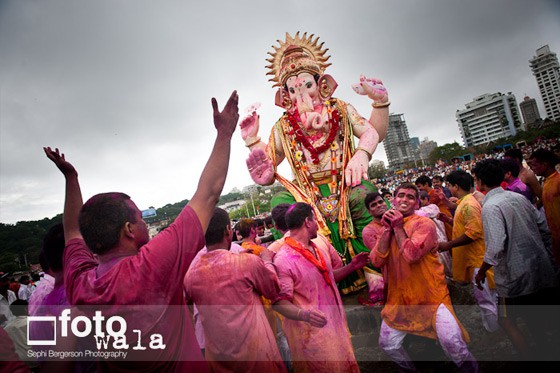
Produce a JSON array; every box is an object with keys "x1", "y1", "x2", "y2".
[{"x1": 266, "y1": 32, "x2": 331, "y2": 88}]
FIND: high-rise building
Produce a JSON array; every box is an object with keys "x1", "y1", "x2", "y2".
[
  {"x1": 529, "y1": 45, "x2": 560, "y2": 122},
  {"x1": 383, "y1": 113, "x2": 415, "y2": 170},
  {"x1": 519, "y1": 96, "x2": 541, "y2": 128},
  {"x1": 409, "y1": 137, "x2": 420, "y2": 150},
  {"x1": 418, "y1": 137, "x2": 438, "y2": 161},
  {"x1": 456, "y1": 92, "x2": 523, "y2": 147}
]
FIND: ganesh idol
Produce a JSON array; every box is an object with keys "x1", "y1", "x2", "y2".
[{"x1": 241, "y1": 32, "x2": 389, "y2": 296}]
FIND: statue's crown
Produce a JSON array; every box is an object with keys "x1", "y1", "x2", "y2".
[{"x1": 266, "y1": 32, "x2": 331, "y2": 88}]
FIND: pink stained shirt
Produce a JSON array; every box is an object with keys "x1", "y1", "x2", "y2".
[
  {"x1": 273, "y1": 239, "x2": 359, "y2": 373},
  {"x1": 63, "y1": 206, "x2": 209, "y2": 372},
  {"x1": 184, "y1": 249, "x2": 285, "y2": 373},
  {"x1": 189, "y1": 242, "x2": 244, "y2": 350},
  {"x1": 28, "y1": 274, "x2": 55, "y2": 316}
]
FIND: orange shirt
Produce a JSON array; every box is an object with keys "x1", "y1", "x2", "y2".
[
  {"x1": 371, "y1": 214, "x2": 469, "y2": 341},
  {"x1": 543, "y1": 172, "x2": 560, "y2": 263},
  {"x1": 452, "y1": 194, "x2": 495, "y2": 288}
]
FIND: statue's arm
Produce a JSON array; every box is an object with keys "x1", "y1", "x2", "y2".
[
  {"x1": 343, "y1": 103, "x2": 380, "y2": 187},
  {"x1": 347, "y1": 104, "x2": 380, "y2": 158},
  {"x1": 352, "y1": 75, "x2": 390, "y2": 141}
]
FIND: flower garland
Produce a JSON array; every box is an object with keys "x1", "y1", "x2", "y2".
[{"x1": 286, "y1": 105, "x2": 341, "y2": 164}]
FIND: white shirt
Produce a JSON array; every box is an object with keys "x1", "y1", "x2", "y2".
[
  {"x1": 0, "y1": 290, "x2": 17, "y2": 327},
  {"x1": 17, "y1": 285, "x2": 32, "y2": 301}
]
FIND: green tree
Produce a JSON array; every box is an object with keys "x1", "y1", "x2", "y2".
[
  {"x1": 229, "y1": 206, "x2": 250, "y2": 220},
  {"x1": 368, "y1": 162, "x2": 387, "y2": 179},
  {"x1": 428, "y1": 142, "x2": 465, "y2": 164}
]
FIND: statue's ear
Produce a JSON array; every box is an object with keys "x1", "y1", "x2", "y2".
[
  {"x1": 275, "y1": 88, "x2": 293, "y2": 109},
  {"x1": 318, "y1": 74, "x2": 338, "y2": 100}
]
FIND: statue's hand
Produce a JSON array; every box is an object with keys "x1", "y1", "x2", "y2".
[
  {"x1": 246, "y1": 148, "x2": 275, "y2": 185},
  {"x1": 240, "y1": 111, "x2": 260, "y2": 141},
  {"x1": 344, "y1": 150, "x2": 369, "y2": 187},
  {"x1": 352, "y1": 75, "x2": 388, "y2": 103}
]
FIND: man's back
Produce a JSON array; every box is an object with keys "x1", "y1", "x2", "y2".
[
  {"x1": 482, "y1": 188, "x2": 556, "y2": 297},
  {"x1": 452, "y1": 194, "x2": 491, "y2": 284},
  {"x1": 64, "y1": 206, "x2": 207, "y2": 371},
  {"x1": 184, "y1": 249, "x2": 283, "y2": 372}
]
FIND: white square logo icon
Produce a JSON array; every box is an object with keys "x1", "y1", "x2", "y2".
[{"x1": 27, "y1": 316, "x2": 57, "y2": 345}]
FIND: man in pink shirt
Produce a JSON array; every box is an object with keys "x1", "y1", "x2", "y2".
[
  {"x1": 501, "y1": 158, "x2": 534, "y2": 202},
  {"x1": 184, "y1": 208, "x2": 285, "y2": 372},
  {"x1": 272, "y1": 202, "x2": 360, "y2": 373},
  {"x1": 43, "y1": 91, "x2": 238, "y2": 372}
]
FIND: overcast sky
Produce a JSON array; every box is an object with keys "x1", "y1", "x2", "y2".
[{"x1": 1, "y1": 0, "x2": 559, "y2": 224}]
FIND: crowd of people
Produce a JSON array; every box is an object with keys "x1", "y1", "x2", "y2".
[
  {"x1": 0, "y1": 89, "x2": 559, "y2": 372},
  {"x1": 374, "y1": 137, "x2": 560, "y2": 195}
]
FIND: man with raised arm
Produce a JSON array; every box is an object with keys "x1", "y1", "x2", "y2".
[{"x1": 44, "y1": 91, "x2": 239, "y2": 372}]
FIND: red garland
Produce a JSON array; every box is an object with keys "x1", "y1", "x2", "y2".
[{"x1": 286, "y1": 107, "x2": 340, "y2": 164}]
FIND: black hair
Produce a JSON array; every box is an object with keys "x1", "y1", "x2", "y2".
[
  {"x1": 285, "y1": 203, "x2": 314, "y2": 230},
  {"x1": 271, "y1": 203, "x2": 291, "y2": 232},
  {"x1": 472, "y1": 159, "x2": 504, "y2": 188},
  {"x1": 79, "y1": 192, "x2": 137, "y2": 255},
  {"x1": 237, "y1": 218, "x2": 256, "y2": 239},
  {"x1": 529, "y1": 148, "x2": 559, "y2": 167},
  {"x1": 445, "y1": 170, "x2": 473, "y2": 191},
  {"x1": 364, "y1": 192, "x2": 384, "y2": 209},
  {"x1": 42, "y1": 223, "x2": 64, "y2": 272},
  {"x1": 504, "y1": 148, "x2": 523, "y2": 163},
  {"x1": 204, "y1": 208, "x2": 231, "y2": 246},
  {"x1": 432, "y1": 175, "x2": 444, "y2": 182},
  {"x1": 500, "y1": 158, "x2": 521, "y2": 178},
  {"x1": 414, "y1": 175, "x2": 432, "y2": 187}
]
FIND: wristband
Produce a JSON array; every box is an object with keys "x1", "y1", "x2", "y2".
[
  {"x1": 355, "y1": 147, "x2": 372, "y2": 160},
  {"x1": 245, "y1": 136, "x2": 261, "y2": 148},
  {"x1": 372, "y1": 100, "x2": 390, "y2": 108}
]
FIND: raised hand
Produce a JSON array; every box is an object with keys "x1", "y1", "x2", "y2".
[
  {"x1": 352, "y1": 75, "x2": 389, "y2": 103},
  {"x1": 246, "y1": 149, "x2": 275, "y2": 185},
  {"x1": 43, "y1": 146, "x2": 83, "y2": 241},
  {"x1": 240, "y1": 111, "x2": 260, "y2": 142},
  {"x1": 43, "y1": 147, "x2": 77, "y2": 177},
  {"x1": 212, "y1": 90, "x2": 239, "y2": 138}
]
